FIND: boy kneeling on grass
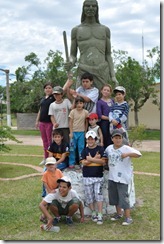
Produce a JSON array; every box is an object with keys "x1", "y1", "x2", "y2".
[
  {"x1": 104, "y1": 129, "x2": 142, "y2": 226},
  {"x1": 39, "y1": 176, "x2": 84, "y2": 230}
]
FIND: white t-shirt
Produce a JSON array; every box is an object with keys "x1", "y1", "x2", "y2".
[
  {"x1": 105, "y1": 145, "x2": 142, "y2": 184},
  {"x1": 48, "y1": 98, "x2": 72, "y2": 128},
  {"x1": 76, "y1": 86, "x2": 99, "y2": 113},
  {"x1": 43, "y1": 189, "x2": 81, "y2": 209}
]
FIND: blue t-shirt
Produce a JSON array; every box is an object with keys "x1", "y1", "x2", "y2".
[{"x1": 80, "y1": 145, "x2": 106, "y2": 177}]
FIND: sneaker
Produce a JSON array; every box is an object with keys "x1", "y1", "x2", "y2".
[
  {"x1": 122, "y1": 218, "x2": 133, "y2": 226},
  {"x1": 39, "y1": 159, "x2": 46, "y2": 166},
  {"x1": 91, "y1": 214, "x2": 98, "y2": 222},
  {"x1": 110, "y1": 213, "x2": 123, "y2": 221},
  {"x1": 65, "y1": 216, "x2": 73, "y2": 225},
  {"x1": 53, "y1": 217, "x2": 61, "y2": 225},
  {"x1": 97, "y1": 215, "x2": 103, "y2": 225}
]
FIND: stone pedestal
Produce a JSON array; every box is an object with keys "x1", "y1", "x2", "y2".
[{"x1": 63, "y1": 168, "x2": 136, "y2": 216}]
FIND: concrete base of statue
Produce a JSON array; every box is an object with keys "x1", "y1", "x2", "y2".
[{"x1": 63, "y1": 167, "x2": 136, "y2": 216}]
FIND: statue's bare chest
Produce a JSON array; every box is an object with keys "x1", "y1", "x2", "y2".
[{"x1": 77, "y1": 26, "x2": 106, "y2": 41}]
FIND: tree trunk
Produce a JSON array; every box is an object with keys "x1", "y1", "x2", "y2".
[{"x1": 134, "y1": 109, "x2": 139, "y2": 126}]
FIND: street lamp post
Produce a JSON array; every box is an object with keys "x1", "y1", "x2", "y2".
[{"x1": 0, "y1": 68, "x2": 11, "y2": 127}]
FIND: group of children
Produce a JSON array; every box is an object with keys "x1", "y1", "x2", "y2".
[{"x1": 37, "y1": 72, "x2": 142, "y2": 230}]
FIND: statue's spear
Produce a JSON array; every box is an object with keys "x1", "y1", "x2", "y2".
[
  {"x1": 63, "y1": 31, "x2": 73, "y2": 86},
  {"x1": 63, "y1": 31, "x2": 69, "y2": 64}
]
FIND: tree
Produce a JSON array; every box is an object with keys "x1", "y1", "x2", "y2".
[
  {"x1": 113, "y1": 48, "x2": 160, "y2": 126},
  {"x1": 0, "y1": 126, "x2": 22, "y2": 152},
  {"x1": 9, "y1": 50, "x2": 68, "y2": 113},
  {"x1": 146, "y1": 46, "x2": 160, "y2": 79}
]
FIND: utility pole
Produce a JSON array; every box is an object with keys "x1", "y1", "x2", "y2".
[
  {"x1": 0, "y1": 68, "x2": 11, "y2": 127},
  {"x1": 142, "y1": 29, "x2": 145, "y2": 67}
]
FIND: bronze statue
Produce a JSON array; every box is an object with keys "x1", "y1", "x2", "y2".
[{"x1": 64, "y1": 0, "x2": 118, "y2": 89}]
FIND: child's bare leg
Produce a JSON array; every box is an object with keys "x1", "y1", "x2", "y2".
[
  {"x1": 116, "y1": 205, "x2": 123, "y2": 215},
  {"x1": 124, "y1": 208, "x2": 131, "y2": 218}
]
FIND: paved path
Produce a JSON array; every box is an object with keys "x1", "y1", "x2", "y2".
[{"x1": 5, "y1": 135, "x2": 160, "y2": 152}]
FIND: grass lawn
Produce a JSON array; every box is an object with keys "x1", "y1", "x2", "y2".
[
  {"x1": 10, "y1": 129, "x2": 160, "y2": 140},
  {"x1": 0, "y1": 143, "x2": 160, "y2": 241}
]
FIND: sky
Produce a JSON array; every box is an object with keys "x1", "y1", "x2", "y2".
[{"x1": 0, "y1": 0, "x2": 160, "y2": 86}]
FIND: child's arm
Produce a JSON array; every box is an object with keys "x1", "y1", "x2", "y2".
[
  {"x1": 39, "y1": 199, "x2": 54, "y2": 229},
  {"x1": 56, "y1": 153, "x2": 68, "y2": 165},
  {"x1": 85, "y1": 116, "x2": 89, "y2": 133},
  {"x1": 109, "y1": 111, "x2": 118, "y2": 126},
  {"x1": 117, "y1": 103, "x2": 129, "y2": 124},
  {"x1": 43, "y1": 182, "x2": 51, "y2": 194},
  {"x1": 121, "y1": 152, "x2": 141, "y2": 159},
  {"x1": 50, "y1": 115, "x2": 59, "y2": 128},
  {"x1": 35, "y1": 109, "x2": 40, "y2": 129},
  {"x1": 48, "y1": 152, "x2": 53, "y2": 157},
  {"x1": 98, "y1": 127, "x2": 104, "y2": 147},
  {"x1": 63, "y1": 76, "x2": 74, "y2": 91},
  {"x1": 80, "y1": 159, "x2": 91, "y2": 166},
  {"x1": 86, "y1": 153, "x2": 106, "y2": 165},
  {"x1": 69, "y1": 117, "x2": 73, "y2": 139}
]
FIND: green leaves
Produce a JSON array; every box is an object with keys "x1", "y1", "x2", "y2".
[{"x1": 0, "y1": 126, "x2": 22, "y2": 152}]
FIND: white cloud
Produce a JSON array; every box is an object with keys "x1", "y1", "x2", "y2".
[{"x1": 0, "y1": 0, "x2": 160, "y2": 86}]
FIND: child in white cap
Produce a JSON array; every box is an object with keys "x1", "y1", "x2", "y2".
[
  {"x1": 80, "y1": 130, "x2": 107, "y2": 225},
  {"x1": 40, "y1": 157, "x2": 63, "y2": 223}
]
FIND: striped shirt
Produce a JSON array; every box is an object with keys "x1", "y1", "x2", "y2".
[
  {"x1": 109, "y1": 101, "x2": 129, "y2": 130},
  {"x1": 76, "y1": 86, "x2": 99, "y2": 113}
]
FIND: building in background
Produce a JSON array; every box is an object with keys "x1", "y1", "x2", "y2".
[{"x1": 128, "y1": 83, "x2": 160, "y2": 130}]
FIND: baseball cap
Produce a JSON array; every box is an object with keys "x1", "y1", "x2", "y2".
[
  {"x1": 57, "y1": 176, "x2": 71, "y2": 184},
  {"x1": 45, "y1": 157, "x2": 57, "y2": 165},
  {"x1": 88, "y1": 113, "x2": 98, "y2": 120},
  {"x1": 111, "y1": 129, "x2": 123, "y2": 138},
  {"x1": 85, "y1": 130, "x2": 97, "y2": 139},
  {"x1": 53, "y1": 86, "x2": 63, "y2": 94},
  {"x1": 113, "y1": 86, "x2": 126, "y2": 94}
]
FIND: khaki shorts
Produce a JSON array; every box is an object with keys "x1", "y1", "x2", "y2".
[{"x1": 51, "y1": 197, "x2": 81, "y2": 215}]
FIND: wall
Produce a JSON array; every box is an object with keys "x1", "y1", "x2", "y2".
[
  {"x1": 128, "y1": 83, "x2": 160, "y2": 129},
  {"x1": 17, "y1": 113, "x2": 37, "y2": 130}
]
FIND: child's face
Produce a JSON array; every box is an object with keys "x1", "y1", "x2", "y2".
[
  {"x1": 53, "y1": 93, "x2": 63, "y2": 102},
  {"x1": 115, "y1": 92, "x2": 125, "y2": 103},
  {"x1": 112, "y1": 135, "x2": 123, "y2": 148},
  {"x1": 81, "y1": 79, "x2": 93, "y2": 89},
  {"x1": 101, "y1": 86, "x2": 112, "y2": 98},
  {"x1": 46, "y1": 164, "x2": 56, "y2": 172},
  {"x1": 89, "y1": 118, "x2": 97, "y2": 126},
  {"x1": 44, "y1": 85, "x2": 53, "y2": 96},
  {"x1": 86, "y1": 136, "x2": 97, "y2": 148},
  {"x1": 53, "y1": 134, "x2": 63, "y2": 145},
  {"x1": 76, "y1": 101, "x2": 84, "y2": 109},
  {"x1": 59, "y1": 182, "x2": 71, "y2": 197}
]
